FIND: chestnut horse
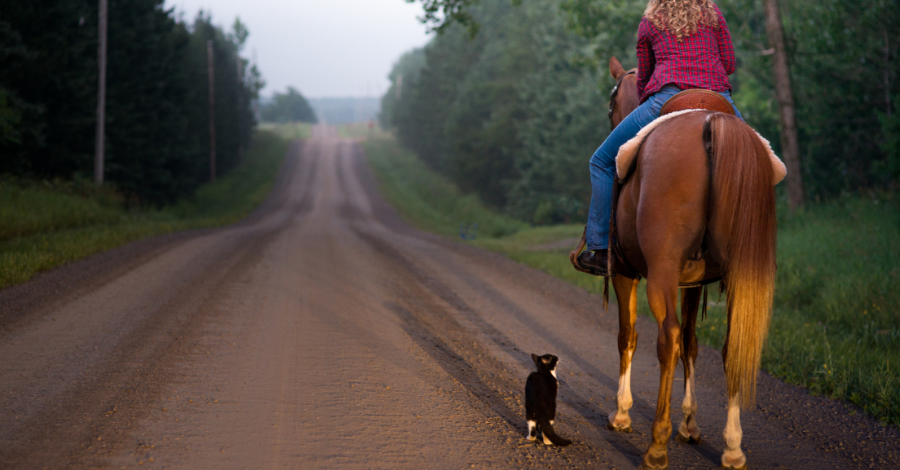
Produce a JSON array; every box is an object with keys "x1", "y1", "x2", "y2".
[{"x1": 603, "y1": 57, "x2": 776, "y2": 470}]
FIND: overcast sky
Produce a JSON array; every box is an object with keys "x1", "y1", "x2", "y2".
[{"x1": 164, "y1": 0, "x2": 432, "y2": 98}]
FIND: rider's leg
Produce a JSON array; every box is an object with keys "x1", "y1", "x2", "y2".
[
  {"x1": 586, "y1": 86, "x2": 681, "y2": 251},
  {"x1": 719, "y1": 90, "x2": 743, "y2": 120}
]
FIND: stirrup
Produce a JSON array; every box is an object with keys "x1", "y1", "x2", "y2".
[{"x1": 569, "y1": 228, "x2": 603, "y2": 276}]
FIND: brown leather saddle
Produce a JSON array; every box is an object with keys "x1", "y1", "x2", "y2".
[{"x1": 660, "y1": 89, "x2": 735, "y2": 116}]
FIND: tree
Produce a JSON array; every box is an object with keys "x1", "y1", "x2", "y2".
[
  {"x1": 260, "y1": 87, "x2": 317, "y2": 123},
  {"x1": 0, "y1": 1, "x2": 261, "y2": 204},
  {"x1": 763, "y1": 0, "x2": 803, "y2": 210},
  {"x1": 402, "y1": 0, "x2": 900, "y2": 211},
  {"x1": 379, "y1": 48, "x2": 426, "y2": 130},
  {"x1": 391, "y1": 0, "x2": 607, "y2": 221},
  {"x1": 0, "y1": 19, "x2": 44, "y2": 168},
  {"x1": 406, "y1": 0, "x2": 484, "y2": 35}
]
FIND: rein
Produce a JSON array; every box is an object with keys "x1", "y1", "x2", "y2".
[{"x1": 607, "y1": 70, "x2": 636, "y2": 130}]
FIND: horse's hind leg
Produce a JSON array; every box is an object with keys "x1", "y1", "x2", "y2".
[
  {"x1": 641, "y1": 268, "x2": 682, "y2": 470},
  {"x1": 607, "y1": 275, "x2": 639, "y2": 433},
  {"x1": 675, "y1": 286, "x2": 702, "y2": 444},
  {"x1": 721, "y1": 395, "x2": 746, "y2": 469},
  {"x1": 721, "y1": 317, "x2": 747, "y2": 469}
]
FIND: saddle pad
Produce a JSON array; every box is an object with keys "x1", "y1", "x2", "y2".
[
  {"x1": 661, "y1": 89, "x2": 735, "y2": 116},
  {"x1": 615, "y1": 109, "x2": 787, "y2": 185}
]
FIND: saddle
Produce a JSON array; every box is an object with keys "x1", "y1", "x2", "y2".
[{"x1": 660, "y1": 89, "x2": 735, "y2": 116}]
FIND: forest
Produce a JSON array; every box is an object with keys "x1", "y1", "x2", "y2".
[
  {"x1": 0, "y1": 0, "x2": 262, "y2": 205},
  {"x1": 383, "y1": 0, "x2": 900, "y2": 224},
  {"x1": 260, "y1": 87, "x2": 317, "y2": 124}
]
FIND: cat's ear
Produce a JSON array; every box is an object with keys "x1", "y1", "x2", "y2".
[
  {"x1": 531, "y1": 353, "x2": 540, "y2": 365},
  {"x1": 541, "y1": 356, "x2": 551, "y2": 365}
]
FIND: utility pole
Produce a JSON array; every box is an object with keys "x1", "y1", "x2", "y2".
[
  {"x1": 94, "y1": 0, "x2": 108, "y2": 185},
  {"x1": 236, "y1": 56, "x2": 243, "y2": 160},
  {"x1": 252, "y1": 48, "x2": 260, "y2": 123},
  {"x1": 207, "y1": 40, "x2": 216, "y2": 183},
  {"x1": 764, "y1": 0, "x2": 804, "y2": 211}
]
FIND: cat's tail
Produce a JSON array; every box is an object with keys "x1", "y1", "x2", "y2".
[{"x1": 539, "y1": 420, "x2": 572, "y2": 446}]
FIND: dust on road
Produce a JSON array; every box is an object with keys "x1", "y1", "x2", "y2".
[{"x1": 1, "y1": 126, "x2": 897, "y2": 469}]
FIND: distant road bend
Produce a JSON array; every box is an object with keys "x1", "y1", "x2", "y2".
[{"x1": 1, "y1": 126, "x2": 897, "y2": 469}]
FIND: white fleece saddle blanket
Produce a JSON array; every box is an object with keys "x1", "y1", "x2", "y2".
[{"x1": 615, "y1": 109, "x2": 787, "y2": 185}]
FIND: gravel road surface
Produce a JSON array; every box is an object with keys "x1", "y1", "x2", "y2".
[{"x1": 1, "y1": 126, "x2": 897, "y2": 469}]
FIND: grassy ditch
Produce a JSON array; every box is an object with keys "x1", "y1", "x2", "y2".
[
  {"x1": 258, "y1": 122, "x2": 312, "y2": 141},
  {"x1": 360, "y1": 130, "x2": 900, "y2": 427},
  {"x1": 0, "y1": 128, "x2": 293, "y2": 290},
  {"x1": 361, "y1": 128, "x2": 527, "y2": 238}
]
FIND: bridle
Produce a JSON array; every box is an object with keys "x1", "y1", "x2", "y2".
[{"x1": 607, "y1": 70, "x2": 636, "y2": 130}]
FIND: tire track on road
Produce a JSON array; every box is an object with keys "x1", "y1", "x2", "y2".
[{"x1": 0, "y1": 141, "x2": 318, "y2": 470}]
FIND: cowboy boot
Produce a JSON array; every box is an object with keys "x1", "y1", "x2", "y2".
[{"x1": 576, "y1": 249, "x2": 609, "y2": 277}]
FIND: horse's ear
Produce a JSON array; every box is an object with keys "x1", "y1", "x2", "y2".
[{"x1": 609, "y1": 56, "x2": 626, "y2": 79}]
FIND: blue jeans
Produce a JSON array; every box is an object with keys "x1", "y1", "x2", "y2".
[{"x1": 586, "y1": 86, "x2": 742, "y2": 251}]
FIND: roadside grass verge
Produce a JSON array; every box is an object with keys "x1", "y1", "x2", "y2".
[
  {"x1": 339, "y1": 122, "x2": 384, "y2": 141},
  {"x1": 361, "y1": 131, "x2": 526, "y2": 238},
  {"x1": 0, "y1": 178, "x2": 125, "y2": 242},
  {"x1": 0, "y1": 129, "x2": 292, "y2": 290},
  {"x1": 258, "y1": 121, "x2": 312, "y2": 141},
  {"x1": 361, "y1": 131, "x2": 900, "y2": 427}
]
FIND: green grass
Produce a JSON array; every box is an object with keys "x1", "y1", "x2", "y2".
[
  {"x1": 687, "y1": 196, "x2": 900, "y2": 426},
  {"x1": 761, "y1": 197, "x2": 900, "y2": 425},
  {"x1": 258, "y1": 121, "x2": 312, "y2": 141},
  {"x1": 361, "y1": 132, "x2": 527, "y2": 238},
  {"x1": 338, "y1": 122, "x2": 390, "y2": 141},
  {"x1": 0, "y1": 129, "x2": 292, "y2": 289},
  {"x1": 0, "y1": 178, "x2": 125, "y2": 242},
  {"x1": 361, "y1": 131, "x2": 900, "y2": 427}
]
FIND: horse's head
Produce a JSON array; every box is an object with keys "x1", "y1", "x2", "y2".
[{"x1": 608, "y1": 57, "x2": 639, "y2": 130}]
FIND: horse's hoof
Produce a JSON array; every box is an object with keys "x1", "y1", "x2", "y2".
[
  {"x1": 674, "y1": 432, "x2": 702, "y2": 444},
  {"x1": 605, "y1": 421, "x2": 632, "y2": 433},
  {"x1": 640, "y1": 448, "x2": 668, "y2": 470},
  {"x1": 640, "y1": 465, "x2": 668, "y2": 470},
  {"x1": 721, "y1": 450, "x2": 747, "y2": 470},
  {"x1": 721, "y1": 462, "x2": 747, "y2": 470}
]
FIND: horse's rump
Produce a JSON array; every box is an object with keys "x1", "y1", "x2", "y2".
[
  {"x1": 612, "y1": 111, "x2": 720, "y2": 285},
  {"x1": 615, "y1": 110, "x2": 787, "y2": 184}
]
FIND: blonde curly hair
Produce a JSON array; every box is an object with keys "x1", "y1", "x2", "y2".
[{"x1": 644, "y1": 0, "x2": 719, "y2": 40}]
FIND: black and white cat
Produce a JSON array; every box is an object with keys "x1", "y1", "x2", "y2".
[{"x1": 525, "y1": 353, "x2": 572, "y2": 446}]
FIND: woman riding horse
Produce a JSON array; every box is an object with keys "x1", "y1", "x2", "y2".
[
  {"x1": 571, "y1": 2, "x2": 783, "y2": 469},
  {"x1": 576, "y1": 0, "x2": 741, "y2": 274}
]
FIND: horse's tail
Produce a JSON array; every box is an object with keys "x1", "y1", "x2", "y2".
[{"x1": 705, "y1": 113, "x2": 777, "y2": 409}]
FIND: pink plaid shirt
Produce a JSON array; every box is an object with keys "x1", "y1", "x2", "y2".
[{"x1": 636, "y1": 5, "x2": 736, "y2": 103}]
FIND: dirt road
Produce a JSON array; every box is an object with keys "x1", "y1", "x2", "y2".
[{"x1": 1, "y1": 126, "x2": 897, "y2": 469}]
